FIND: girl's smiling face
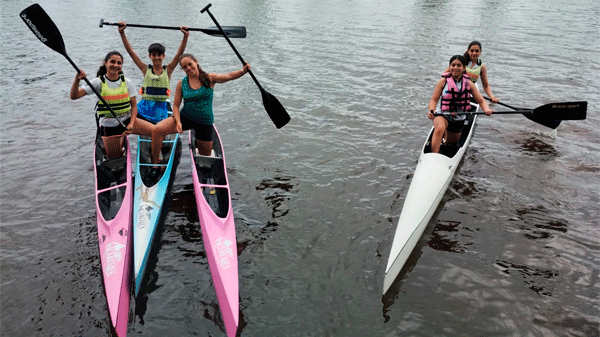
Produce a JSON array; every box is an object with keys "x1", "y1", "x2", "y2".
[
  {"x1": 179, "y1": 56, "x2": 198, "y2": 77},
  {"x1": 467, "y1": 44, "x2": 481, "y2": 62},
  {"x1": 149, "y1": 51, "x2": 166, "y2": 67},
  {"x1": 104, "y1": 55, "x2": 123, "y2": 77},
  {"x1": 449, "y1": 59, "x2": 465, "y2": 78}
]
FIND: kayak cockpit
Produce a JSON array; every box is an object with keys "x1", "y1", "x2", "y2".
[{"x1": 191, "y1": 129, "x2": 230, "y2": 218}]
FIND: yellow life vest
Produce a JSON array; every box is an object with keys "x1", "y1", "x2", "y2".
[
  {"x1": 97, "y1": 74, "x2": 131, "y2": 117},
  {"x1": 139, "y1": 65, "x2": 170, "y2": 101}
]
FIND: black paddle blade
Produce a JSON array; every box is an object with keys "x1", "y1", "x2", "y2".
[
  {"x1": 533, "y1": 101, "x2": 587, "y2": 120},
  {"x1": 206, "y1": 26, "x2": 246, "y2": 38},
  {"x1": 521, "y1": 112, "x2": 562, "y2": 129},
  {"x1": 20, "y1": 4, "x2": 67, "y2": 56},
  {"x1": 260, "y1": 89, "x2": 290, "y2": 129}
]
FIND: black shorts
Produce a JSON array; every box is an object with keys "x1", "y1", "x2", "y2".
[
  {"x1": 136, "y1": 114, "x2": 156, "y2": 125},
  {"x1": 180, "y1": 115, "x2": 213, "y2": 141},
  {"x1": 446, "y1": 118, "x2": 465, "y2": 134},
  {"x1": 101, "y1": 117, "x2": 131, "y2": 137}
]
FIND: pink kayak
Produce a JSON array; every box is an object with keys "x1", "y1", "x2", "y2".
[
  {"x1": 189, "y1": 126, "x2": 239, "y2": 337},
  {"x1": 94, "y1": 133, "x2": 133, "y2": 337}
]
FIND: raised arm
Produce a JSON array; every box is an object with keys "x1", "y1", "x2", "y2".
[
  {"x1": 209, "y1": 64, "x2": 251, "y2": 85},
  {"x1": 118, "y1": 22, "x2": 147, "y2": 74},
  {"x1": 167, "y1": 27, "x2": 190, "y2": 77}
]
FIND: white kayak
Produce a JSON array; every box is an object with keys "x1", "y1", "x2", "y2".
[{"x1": 383, "y1": 103, "x2": 479, "y2": 294}]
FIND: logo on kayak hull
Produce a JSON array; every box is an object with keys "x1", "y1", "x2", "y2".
[
  {"x1": 105, "y1": 242, "x2": 126, "y2": 277},
  {"x1": 214, "y1": 237, "x2": 234, "y2": 269}
]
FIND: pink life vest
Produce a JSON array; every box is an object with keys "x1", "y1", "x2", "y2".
[{"x1": 440, "y1": 72, "x2": 471, "y2": 112}]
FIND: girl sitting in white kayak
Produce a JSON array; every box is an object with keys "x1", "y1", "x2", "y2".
[
  {"x1": 445, "y1": 41, "x2": 500, "y2": 103},
  {"x1": 428, "y1": 55, "x2": 493, "y2": 153}
]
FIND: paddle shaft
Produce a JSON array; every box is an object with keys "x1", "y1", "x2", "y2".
[
  {"x1": 201, "y1": 3, "x2": 291, "y2": 129},
  {"x1": 201, "y1": 4, "x2": 261, "y2": 88},
  {"x1": 435, "y1": 100, "x2": 586, "y2": 120},
  {"x1": 435, "y1": 110, "x2": 530, "y2": 116},
  {"x1": 484, "y1": 96, "x2": 524, "y2": 110},
  {"x1": 99, "y1": 19, "x2": 246, "y2": 38},
  {"x1": 21, "y1": 5, "x2": 125, "y2": 127}
]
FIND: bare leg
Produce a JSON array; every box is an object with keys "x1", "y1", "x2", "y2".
[
  {"x1": 431, "y1": 116, "x2": 448, "y2": 153},
  {"x1": 445, "y1": 131, "x2": 462, "y2": 148},
  {"x1": 151, "y1": 117, "x2": 178, "y2": 164},
  {"x1": 196, "y1": 140, "x2": 213, "y2": 156}
]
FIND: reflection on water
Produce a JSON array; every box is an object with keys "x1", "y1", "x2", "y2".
[
  {"x1": 255, "y1": 176, "x2": 295, "y2": 218},
  {"x1": 494, "y1": 260, "x2": 558, "y2": 296},
  {"x1": 515, "y1": 136, "x2": 559, "y2": 158},
  {"x1": 428, "y1": 220, "x2": 473, "y2": 253},
  {"x1": 511, "y1": 205, "x2": 568, "y2": 240}
]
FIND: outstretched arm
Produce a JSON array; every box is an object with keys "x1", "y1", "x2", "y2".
[
  {"x1": 118, "y1": 22, "x2": 147, "y2": 74},
  {"x1": 209, "y1": 64, "x2": 251, "y2": 85},
  {"x1": 167, "y1": 27, "x2": 190, "y2": 77}
]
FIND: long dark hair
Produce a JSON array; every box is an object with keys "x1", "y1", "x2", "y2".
[
  {"x1": 449, "y1": 54, "x2": 468, "y2": 67},
  {"x1": 179, "y1": 53, "x2": 211, "y2": 88},
  {"x1": 96, "y1": 51, "x2": 124, "y2": 77},
  {"x1": 463, "y1": 41, "x2": 482, "y2": 65}
]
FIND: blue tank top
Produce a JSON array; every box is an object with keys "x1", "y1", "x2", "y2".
[{"x1": 180, "y1": 76, "x2": 214, "y2": 125}]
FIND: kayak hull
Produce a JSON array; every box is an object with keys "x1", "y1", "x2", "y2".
[
  {"x1": 133, "y1": 132, "x2": 179, "y2": 297},
  {"x1": 94, "y1": 133, "x2": 133, "y2": 337},
  {"x1": 190, "y1": 127, "x2": 239, "y2": 337},
  {"x1": 383, "y1": 108, "x2": 479, "y2": 294}
]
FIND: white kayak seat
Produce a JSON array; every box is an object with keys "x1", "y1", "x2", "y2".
[
  {"x1": 102, "y1": 156, "x2": 127, "y2": 173},
  {"x1": 194, "y1": 150, "x2": 220, "y2": 169}
]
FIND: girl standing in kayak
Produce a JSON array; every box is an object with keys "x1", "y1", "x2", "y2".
[
  {"x1": 428, "y1": 55, "x2": 493, "y2": 153},
  {"x1": 445, "y1": 41, "x2": 500, "y2": 103},
  {"x1": 70, "y1": 51, "x2": 155, "y2": 157},
  {"x1": 153, "y1": 53, "x2": 250, "y2": 155},
  {"x1": 118, "y1": 22, "x2": 189, "y2": 164}
]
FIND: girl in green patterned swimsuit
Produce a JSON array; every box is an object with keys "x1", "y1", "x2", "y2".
[{"x1": 153, "y1": 53, "x2": 250, "y2": 155}]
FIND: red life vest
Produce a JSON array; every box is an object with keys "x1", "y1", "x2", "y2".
[{"x1": 440, "y1": 72, "x2": 471, "y2": 112}]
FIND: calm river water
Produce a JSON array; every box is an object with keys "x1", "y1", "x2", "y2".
[{"x1": 1, "y1": 0, "x2": 599, "y2": 336}]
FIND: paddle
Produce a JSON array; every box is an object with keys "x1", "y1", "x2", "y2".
[
  {"x1": 99, "y1": 19, "x2": 247, "y2": 38},
  {"x1": 484, "y1": 97, "x2": 563, "y2": 129},
  {"x1": 201, "y1": 3, "x2": 291, "y2": 129},
  {"x1": 20, "y1": 4, "x2": 125, "y2": 127},
  {"x1": 435, "y1": 101, "x2": 587, "y2": 124}
]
